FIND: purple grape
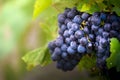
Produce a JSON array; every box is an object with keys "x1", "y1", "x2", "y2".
[
  {"x1": 77, "y1": 45, "x2": 86, "y2": 54},
  {"x1": 81, "y1": 13, "x2": 90, "y2": 20},
  {"x1": 72, "y1": 15, "x2": 83, "y2": 24},
  {"x1": 104, "y1": 23, "x2": 111, "y2": 32},
  {"x1": 67, "y1": 46, "x2": 76, "y2": 55},
  {"x1": 75, "y1": 30, "x2": 84, "y2": 39}
]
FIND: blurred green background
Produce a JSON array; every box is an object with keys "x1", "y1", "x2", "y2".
[{"x1": 0, "y1": 0, "x2": 101, "y2": 80}]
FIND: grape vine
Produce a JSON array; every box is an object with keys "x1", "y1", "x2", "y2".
[
  {"x1": 22, "y1": 1, "x2": 120, "y2": 79},
  {"x1": 48, "y1": 7, "x2": 120, "y2": 71}
]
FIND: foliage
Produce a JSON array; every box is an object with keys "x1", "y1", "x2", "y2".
[
  {"x1": 78, "y1": 54, "x2": 96, "y2": 71},
  {"x1": 107, "y1": 38, "x2": 120, "y2": 71},
  {"x1": 22, "y1": 45, "x2": 51, "y2": 70},
  {"x1": 22, "y1": 0, "x2": 120, "y2": 72},
  {"x1": 33, "y1": 0, "x2": 52, "y2": 18}
]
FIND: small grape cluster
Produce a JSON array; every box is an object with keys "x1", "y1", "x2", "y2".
[{"x1": 48, "y1": 7, "x2": 120, "y2": 71}]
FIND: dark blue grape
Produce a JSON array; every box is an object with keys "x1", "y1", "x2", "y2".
[
  {"x1": 64, "y1": 18, "x2": 71, "y2": 25},
  {"x1": 48, "y1": 41, "x2": 56, "y2": 50},
  {"x1": 63, "y1": 30, "x2": 70, "y2": 37},
  {"x1": 91, "y1": 25, "x2": 99, "y2": 32},
  {"x1": 98, "y1": 28, "x2": 104, "y2": 35},
  {"x1": 77, "y1": 45, "x2": 86, "y2": 54},
  {"x1": 78, "y1": 37, "x2": 88, "y2": 45},
  {"x1": 51, "y1": 53, "x2": 60, "y2": 61},
  {"x1": 55, "y1": 38, "x2": 63, "y2": 47},
  {"x1": 71, "y1": 23, "x2": 79, "y2": 31},
  {"x1": 67, "y1": 8, "x2": 78, "y2": 19},
  {"x1": 61, "y1": 44, "x2": 68, "y2": 52},
  {"x1": 61, "y1": 52, "x2": 68, "y2": 59},
  {"x1": 102, "y1": 32, "x2": 109, "y2": 38},
  {"x1": 100, "y1": 12, "x2": 107, "y2": 21},
  {"x1": 70, "y1": 35, "x2": 76, "y2": 41},
  {"x1": 109, "y1": 30, "x2": 118, "y2": 37},
  {"x1": 68, "y1": 29, "x2": 74, "y2": 35},
  {"x1": 97, "y1": 46, "x2": 105, "y2": 54},
  {"x1": 65, "y1": 38, "x2": 71, "y2": 44},
  {"x1": 96, "y1": 35, "x2": 102, "y2": 42},
  {"x1": 60, "y1": 25, "x2": 67, "y2": 31},
  {"x1": 58, "y1": 29, "x2": 64, "y2": 35},
  {"x1": 88, "y1": 17, "x2": 91, "y2": 22},
  {"x1": 75, "y1": 30, "x2": 84, "y2": 39},
  {"x1": 109, "y1": 14, "x2": 118, "y2": 22},
  {"x1": 70, "y1": 41, "x2": 77, "y2": 49},
  {"x1": 72, "y1": 15, "x2": 83, "y2": 24},
  {"x1": 91, "y1": 16, "x2": 101, "y2": 25},
  {"x1": 58, "y1": 14, "x2": 66, "y2": 23},
  {"x1": 57, "y1": 35, "x2": 64, "y2": 40},
  {"x1": 67, "y1": 21, "x2": 73, "y2": 29},
  {"x1": 81, "y1": 13, "x2": 90, "y2": 20},
  {"x1": 64, "y1": 8, "x2": 71, "y2": 16},
  {"x1": 99, "y1": 38, "x2": 108, "y2": 47},
  {"x1": 67, "y1": 46, "x2": 76, "y2": 55},
  {"x1": 104, "y1": 23, "x2": 111, "y2": 31},
  {"x1": 54, "y1": 47, "x2": 61, "y2": 55},
  {"x1": 112, "y1": 21, "x2": 120, "y2": 30}
]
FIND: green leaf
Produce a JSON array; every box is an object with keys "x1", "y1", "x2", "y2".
[
  {"x1": 51, "y1": 0, "x2": 80, "y2": 12},
  {"x1": 106, "y1": 38, "x2": 120, "y2": 71},
  {"x1": 38, "y1": 7, "x2": 58, "y2": 46},
  {"x1": 95, "y1": 0, "x2": 104, "y2": 3},
  {"x1": 22, "y1": 45, "x2": 52, "y2": 70},
  {"x1": 80, "y1": 3, "x2": 91, "y2": 12},
  {"x1": 112, "y1": 6, "x2": 120, "y2": 16},
  {"x1": 77, "y1": 0, "x2": 104, "y2": 14},
  {"x1": 109, "y1": 0, "x2": 120, "y2": 7},
  {"x1": 33, "y1": 0, "x2": 52, "y2": 18},
  {"x1": 78, "y1": 54, "x2": 96, "y2": 71}
]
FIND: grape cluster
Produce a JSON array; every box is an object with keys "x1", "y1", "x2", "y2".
[
  {"x1": 48, "y1": 7, "x2": 120, "y2": 71},
  {"x1": 89, "y1": 12, "x2": 120, "y2": 69}
]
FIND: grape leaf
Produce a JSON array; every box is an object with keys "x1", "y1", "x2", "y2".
[
  {"x1": 22, "y1": 45, "x2": 52, "y2": 70},
  {"x1": 95, "y1": 0, "x2": 104, "y2": 3},
  {"x1": 78, "y1": 54, "x2": 96, "y2": 71},
  {"x1": 112, "y1": 6, "x2": 120, "y2": 16},
  {"x1": 106, "y1": 38, "x2": 120, "y2": 71},
  {"x1": 38, "y1": 7, "x2": 58, "y2": 46},
  {"x1": 33, "y1": 0, "x2": 52, "y2": 18},
  {"x1": 80, "y1": 3, "x2": 91, "y2": 12},
  {"x1": 22, "y1": 7, "x2": 58, "y2": 70},
  {"x1": 77, "y1": 0, "x2": 105, "y2": 14},
  {"x1": 109, "y1": 0, "x2": 120, "y2": 7},
  {"x1": 52, "y1": 0, "x2": 80, "y2": 12}
]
